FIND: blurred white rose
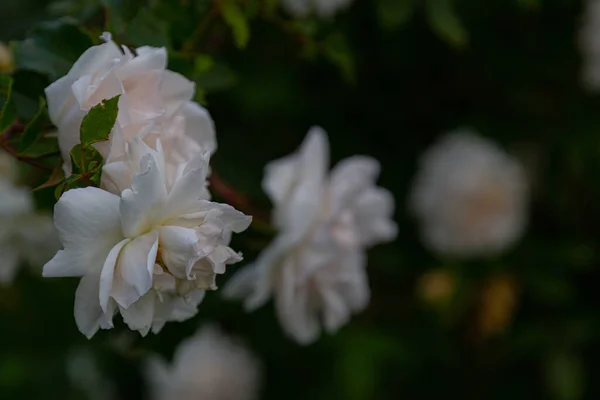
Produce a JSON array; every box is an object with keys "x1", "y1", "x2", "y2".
[
  {"x1": 45, "y1": 32, "x2": 215, "y2": 175},
  {"x1": 146, "y1": 325, "x2": 261, "y2": 400},
  {"x1": 409, "y1": 130, "x2": 528, "y2": 257},
  {"x1": 580, "y1": 0, "x2": 600, "y2": 91},
  {"x1": 66, "y1": 348, "x2": 115, "y2": 400},
  {"x1": 282, "y1": 0, "x2": 353, "y2": 18},
  {"x1": 0, "y1": 152, "x2": 59, "y2": 283},
  {"x1": 225, "y1": 127, "x2": 397, "y2": 344}
]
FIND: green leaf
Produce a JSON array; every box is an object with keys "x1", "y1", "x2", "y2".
[
  {"x1": 221, "y1": 0, "x2": 250, "y2": 49},
  {"x1": 89, "y1": 168, "x2": 103, "y2": 186},
  {"x1": 79, "y1": 95, "x2": 120, "y2": 146},
  {"x1": 194, "y1": 55, "x2": 215, "y2": 74},
  {"x1": 12, "y1": 18, "x2": 94, "y2": 81},
  {"x1": 54, "y1": 181, "x2": 66, "y2": 199},
  {"x1": 125, "y1": 9, "x2": 171, "y2": 48},
  {"x1": 323, "y1": 34, "x2": 356, "y2": 84},
  {"x1": 425, "y1": 0, "x2": 468, "y2": 49},
  {"x1": 69, "y1": 144, "x2": 104, "y2": 175},
  {"x1": 34, "y1": 160, "x2": 65, "y2": 191},
  {"x1": 376, "y1": 0, "x2": 415, "y2": 30},
  {"x1": 545, "y1": 352, "x2": 584, "y2": 400},
  {"x1": 0, "y1": 75, "x2": 16, "y2": 133},
  {"x1": 20, "y1": 138, "x2": 60, "y2": 158},
  {"x1": 103, "y1": 0, "x2": 145, "y2": 35},
  {"x1": 18, "y1": 97, "x2": 47, "y2": 155}
]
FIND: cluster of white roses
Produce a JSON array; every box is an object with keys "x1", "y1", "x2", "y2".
[
  {"x1": 43, "y1": 33, "x2": 251, "y2": 338},
  {"x1": 0, "y1": 152, "x2": 58, "y2": 283},
  {"x1": 40, "y1": 31, "x2": 400, "y2": 343},
  {"x1": 38, "y1": 31, "x2": 529, "y2": 349}
]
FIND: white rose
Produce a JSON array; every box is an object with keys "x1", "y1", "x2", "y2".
[
  {"x1": 45, "y1": 32, "x2": 216, "y2": 175},
  {"x1": 409, "y1": 130, "x2": 528, "y2": 257},
  {"x1": 146, "y1": 325, "x2": 261, "y2": 400},
  {"x1": 225, "y1": 127, "x2": 397, "y2": 344},
  {"x1": 43, "y1": 138, "x2": 251, "y2": 338}
]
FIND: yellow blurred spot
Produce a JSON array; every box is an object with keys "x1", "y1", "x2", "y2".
[
  {"x1": 0, "y1": 42, "x2": 14, "y2": 73},
  {"x1": 478, "y1": 274, "x2": 518, "y2": 338},
  {"x1": 417, "y1": 268, "x2": 455, "y2": 306}
]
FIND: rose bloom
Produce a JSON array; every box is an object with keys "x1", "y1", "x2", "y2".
[
  {"x1": 146, "y1": 325, "x2": 261, "y2": 400},
  {"x1": 282, "y1": 0, "x2": 353, "y2": 18},
  {"x1": 45, "y1": 32, "x2": 215, "y2": 175},
  {"x1": 43, "y1": 138, "x2": 251, "y2": 338},
  {"x1": 225, "y1": 127, "x2": 397, "y2": 344},
  {"x1": 409, "y1": 130, "x2": 528, "y2": 257}
]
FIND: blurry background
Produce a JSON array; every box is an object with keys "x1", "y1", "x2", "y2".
[{"x1": 1, "y1": 0, "x2": 600, "y2": 399}]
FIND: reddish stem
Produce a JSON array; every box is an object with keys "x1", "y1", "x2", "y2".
[
  {"x1": 209, "y1": 171, "x2": 269, "y2": 223},
  {"x1": 0, "y1": 121, "x2": 53, "y2": 171}
]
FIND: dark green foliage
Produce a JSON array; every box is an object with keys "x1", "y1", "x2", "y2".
[{"x1": 12, "y1": 18, "x2": 94, "y2": 81}]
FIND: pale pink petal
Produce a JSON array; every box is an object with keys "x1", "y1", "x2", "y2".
[
  {"x1": 162, "y1": 152, "x2": 210, "y2": 219},
  {"x1": 45, "y1": 40, "x2": 122, "y2": 124},
  {"x1": 159, "y1": 70, "x2": 195, "y2": 120},
  {"x1": 180, "y1": 101, "x2": 216, "y2": 154},
  {"x1": 120, "y1": 154, "x2": 167, "y2": 237},
  {"x1": 101, "y1": 161, "x2": 133, "y2": 195}
]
